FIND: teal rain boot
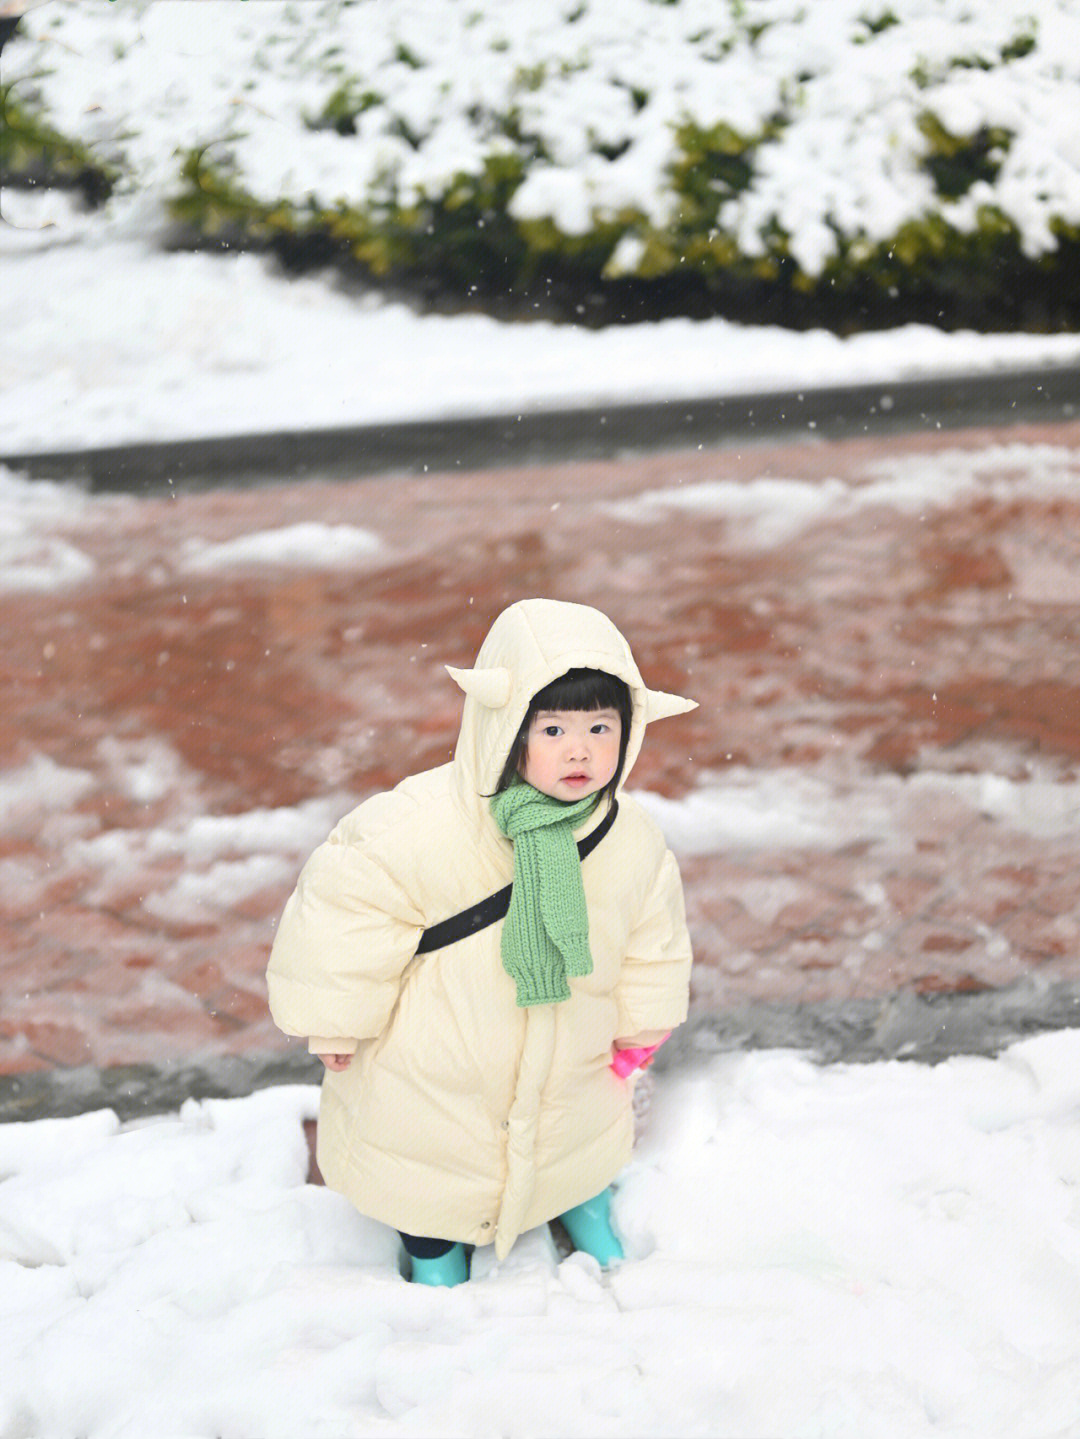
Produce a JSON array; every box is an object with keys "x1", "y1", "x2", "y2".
[
  {"x1": 408, "y1": 1243, "x2": 469, "y2": 1287},
  {"x1": 558, "y1": 1188, "x2": 624, "y2": 1267}
]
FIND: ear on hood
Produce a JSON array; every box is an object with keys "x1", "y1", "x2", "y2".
[
  {"x1": 446, "y1": 666, "x2": 696, "y2": 724},
  {"x1": 444, "y1": 665, "x2": 513, "y2": 709},
  {"x1": 643, "y1": 688, "x2": 697, "y2": 723}
]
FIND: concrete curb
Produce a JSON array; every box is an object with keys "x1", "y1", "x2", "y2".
[
  {"x1": 3, "y1": 364, "x2": 1077, "y2": 494},
  {"x1": 659, "y1": 978, "x2": 1080, "y2": 1074},
  {"x1": 0, "y1": 1050, "x2": 324, "y2": 1125},
  {"x1": 3, "y1": 978, "x2": 1078, "y2": 1123}
]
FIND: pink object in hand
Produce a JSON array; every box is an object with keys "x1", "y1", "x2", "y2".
[{"x1": 610, "y1": 1032, "x2": 670, "y2": 1078}]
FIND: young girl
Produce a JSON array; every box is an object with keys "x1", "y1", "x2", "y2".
[{"x1": 267, "y1": 597, "x2": 695, "y2": 1285}]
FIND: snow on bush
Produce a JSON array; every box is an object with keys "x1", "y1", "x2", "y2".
[{"x1": 5, "y1": 0, "x2": 1080, "y2": 323}]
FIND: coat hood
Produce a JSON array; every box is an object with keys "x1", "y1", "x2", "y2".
[{"x1": 447, "y1": 598, "x2": 695, "y2": 809}]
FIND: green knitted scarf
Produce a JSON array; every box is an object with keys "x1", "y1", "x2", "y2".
[{"x1": 489, "y1": 781, "x2": 602, "y2": 1007}]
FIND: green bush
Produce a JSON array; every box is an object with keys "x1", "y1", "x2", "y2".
[
  {"x1": 7, "y1": 1, "x2": 1079, "y2": 332},
  {"x1": 0, "y1": 84, "x2": 118, "y2": 204},
  {"x1": 918, "y1": 111, "x2": 1012, "y2": 200},
  {"x1": 161, "y1": 116, "x2": 1079, "y2": 332}
]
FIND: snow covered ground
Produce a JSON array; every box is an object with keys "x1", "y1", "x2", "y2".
[
  {"x1": 2, "y1": 190, "x2": 1080, "y2": 455},
  {"x1": 3, "y1": 1034, "x2": 1080, "y2": 1439}
]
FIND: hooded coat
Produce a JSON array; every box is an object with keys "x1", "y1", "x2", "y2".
[{"x1": 266, "y1": 599, "x2": 695, "y2": 1259}]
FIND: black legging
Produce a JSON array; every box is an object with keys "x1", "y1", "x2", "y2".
[{"x1": 398, "y1": 1231, "x2": 457, "y2": 1259}]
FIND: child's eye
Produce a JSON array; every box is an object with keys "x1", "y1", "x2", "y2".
[
  {"x1": 542, "y1": 725, "x2": 562, "y2": 737},
  {"x1": 591, "y1": 723, "x2": 610, "y2": 734}
]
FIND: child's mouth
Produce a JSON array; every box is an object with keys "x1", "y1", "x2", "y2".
[{"x1": 562, "y1": 774, "x2": 590, "y2": 786}]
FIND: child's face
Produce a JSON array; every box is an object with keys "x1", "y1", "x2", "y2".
[{"x1": 519, "y1": 708, "x2": 622, "y2": 802}]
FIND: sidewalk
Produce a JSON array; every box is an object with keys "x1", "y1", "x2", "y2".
[{"x1": 2, "y1": 416, "x2": 1079, "y2": 1117}]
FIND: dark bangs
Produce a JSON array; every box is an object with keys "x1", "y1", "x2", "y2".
[{"x1": 494, "y1": 668, "x2": 633, "y2": 798}]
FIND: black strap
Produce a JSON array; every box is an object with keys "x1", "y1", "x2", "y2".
[{"x1": 414, "y1": 800, "x2": 619, "y2": 955}]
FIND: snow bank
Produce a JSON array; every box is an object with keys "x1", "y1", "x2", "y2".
[
  {"x1": 0, "y1": 467, "x2": 95, "y2": 590},
  {"x1": 2, "y1": 1035, "x2": 1080, "y2": 1437},
  {"x1": 0, "y1": 754, "x2": 97, "y2": 833},
  {"x1": 1, "y1": 230, "x2": 1078, "y2": 453},
  {"x1": 63, "y1": 788, "x2": 354, "y2": 916},
  {"x1": 179, "y1": 522, "x2": 381, "y2": 573},
  {"x1": 634, "y1": 764, "x2": 1080, "y2": 856},
  {"x1": 609, "y1": 442, "x2": 1080, "y2": 547}
]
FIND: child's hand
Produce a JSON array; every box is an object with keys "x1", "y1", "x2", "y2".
[
  {"x1": 610, "y1": 1032, "x2": 671, "y2": 1078},
  {"x1": 318, "y1": 1053, "x2": 353, "y2": 1072}
]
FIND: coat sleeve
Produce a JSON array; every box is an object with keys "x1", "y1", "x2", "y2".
[
  {"x1": 267, "y1": 828, "x2": 425, "y2": 1045},
  {"x1": 614, "y1": 847, "x2": 693, "y2": 1037}
]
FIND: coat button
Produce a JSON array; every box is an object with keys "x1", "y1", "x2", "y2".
[
  {"x1": 500, "y1": 1120, "x2": 509, "y2": 1130},
  {"x1": 480, "y1": 1220, "x2": 492, "y2": 1229}
]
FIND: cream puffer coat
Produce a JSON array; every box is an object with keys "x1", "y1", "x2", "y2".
[{"x1": 267, "y1": 599, "x2": 695, "y2": 1259}]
